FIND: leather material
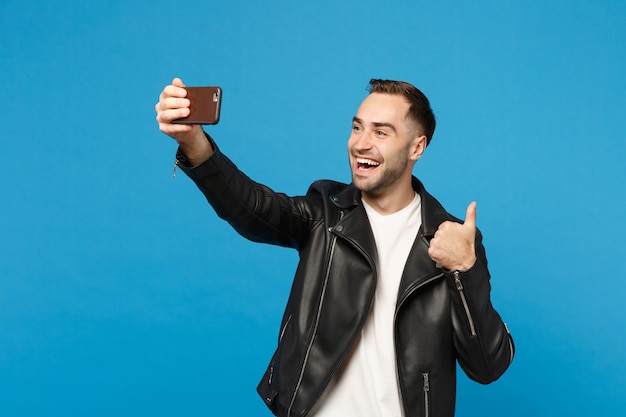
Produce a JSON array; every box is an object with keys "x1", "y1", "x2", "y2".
[{"x1": 180, "y1": 138, "x2": 514, "y2": 417}]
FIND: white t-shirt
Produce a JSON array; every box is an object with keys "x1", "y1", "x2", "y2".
[{"x1": 310, "y1": 193, "x2": 422, "y2": 417}]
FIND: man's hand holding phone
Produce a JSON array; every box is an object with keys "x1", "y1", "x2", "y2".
[{"x1": 155, "y1": 78, "x2": 217, "y2": 166}]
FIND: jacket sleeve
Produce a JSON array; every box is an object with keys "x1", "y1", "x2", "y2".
[
  {"x1": 177, "y1": 136, "x2": 317, "y2": 250},
  {"x1": 447, "y1": 230, "x2": 515, "y2": 384}
]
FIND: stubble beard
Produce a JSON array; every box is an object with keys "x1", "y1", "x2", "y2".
[{"x1": 351, "y1": 146, "x2": 410, "y2": 194}]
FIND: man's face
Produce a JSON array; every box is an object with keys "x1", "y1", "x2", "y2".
[{"x1": 348, "y1": 93, "x2": 421, "y2": 195}]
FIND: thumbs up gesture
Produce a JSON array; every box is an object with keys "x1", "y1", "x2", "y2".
[{"x1": 428, "y1": 202, "x2": 477, "y2": 271}]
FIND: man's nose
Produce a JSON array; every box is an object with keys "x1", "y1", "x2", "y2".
[{"x1": 353, "y1": 131, "x2": 374, "y2": 150}]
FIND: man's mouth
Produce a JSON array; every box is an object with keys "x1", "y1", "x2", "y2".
[{"x1": 356, "y1": 157, "x2": 381, "y2": 170}]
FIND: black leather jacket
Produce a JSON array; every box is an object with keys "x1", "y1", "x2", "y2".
[{"x1": 179, "y1": 139, "x2": 514, "y2": 417}]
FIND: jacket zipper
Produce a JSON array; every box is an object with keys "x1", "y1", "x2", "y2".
[
  {"x1": 287, "y1": 212, "x2": 344, "y2": 417},
  {"x1": 422, "y1": 373, "x2": 431, "y2": 417},
  {"x1": 453, "y1": 271, "x2": 477, "y2": 337},
  {"x1": 395, "y1": 271, "x2": 445, "y2": 309},
  {"x1": 280, "y1": 314, "x2": 293, "y2": 342},
  {"x1": 505, "y1": 323, "x2": 515, "y2": 365},
  {"x1": 173, "y1": 158, "x2": 179, "y2": 178},
  {"x1": 394, "y1": 271, "x2": 444, "y2": 415},
  {"x1": 268, "y1": 314, "x2": 293, "y2": 386}
]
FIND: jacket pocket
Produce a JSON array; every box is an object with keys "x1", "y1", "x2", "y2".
[
  {"x1": 266, "y1": 315, "x2": 291, "y2": 387},
  {"x1": 422, "y1": 372, "x2": 432, "y2": 417},
  {"x1": 259, "y1": 313, "x2": 292, "y2": 414},
  {"x1": 258, "y1": 357, "x2": 280, "y2": 414},
  {"x1": 279, "y1": 313, "x2": 292, "y2": 343}
]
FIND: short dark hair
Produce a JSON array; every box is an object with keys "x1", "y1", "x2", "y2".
[{"x1": 368, "y1": 79, "x2": 436, "y2": 145}]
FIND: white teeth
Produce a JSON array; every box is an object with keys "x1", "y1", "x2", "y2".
[{"x1": 357, "y1": 158, "x2": 380, "y2": 166}]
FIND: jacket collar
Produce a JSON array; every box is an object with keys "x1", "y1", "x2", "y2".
[
  {"x1": 330, "y1": 177, "x2": 452, "y2": 295},
  {"x1": 330, "y1": 176, "x2": 451, "y2": 239}
]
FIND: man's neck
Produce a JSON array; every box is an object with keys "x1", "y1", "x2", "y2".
[{"x1": 361, "y1": 182, "x2": 416, "y2": 215}]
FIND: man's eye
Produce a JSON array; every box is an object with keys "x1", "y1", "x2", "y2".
[
  {"x1": 352, "y1": 125, "x2": 361, "y2": 131},
  {"x1": 375, "y1": 130, "x2": 386, "y2": 136}
]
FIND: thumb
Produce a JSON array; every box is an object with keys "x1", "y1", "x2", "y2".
[{"x1": 464, "y1": 201, "x2": 477, "y2": 229}]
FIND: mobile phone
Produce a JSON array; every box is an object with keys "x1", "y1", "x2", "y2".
[{"x1": 172, "y1": 86, "x2": 222, "y2": 125}]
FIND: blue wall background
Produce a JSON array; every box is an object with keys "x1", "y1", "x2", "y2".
[{"x1": 2, "y1": 0, "x2": 625, "y2": 415}]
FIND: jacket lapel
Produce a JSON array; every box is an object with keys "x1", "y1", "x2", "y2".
[
  {"x1": 330, "y1": 178, "x2": 453, "y2": 300},
  {"x1": 397, "y1": 177, "x2": 453, "y2": 300},
  {"x1": 330, "y1": 184, "x2": 378, "y2": 268}
]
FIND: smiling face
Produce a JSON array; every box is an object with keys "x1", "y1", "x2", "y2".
[{"x1": 348, "y1": 93, "x2": 427, "y2": 205}]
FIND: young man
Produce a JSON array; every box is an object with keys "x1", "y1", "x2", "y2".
[{"x1": 155, "y1": 78, "x2": 514, "y2": 417}]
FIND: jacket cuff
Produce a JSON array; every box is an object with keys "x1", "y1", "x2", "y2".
[
  {"x1": 444, "y1": 256, "x2": 490, "y2": 291},
  {"x1": 175, "y1": 133, "x2": 221, "y2": 179}
]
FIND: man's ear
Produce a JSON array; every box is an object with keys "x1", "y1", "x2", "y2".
[{"x1": 409, "y1": 135, "x2": 428, "y2": 161}]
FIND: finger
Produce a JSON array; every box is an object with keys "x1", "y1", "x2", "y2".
[
  {"x1": 156, "y1": 106, "x2": 190, "y2": 124},
  {"x1": 464, "y1": 201, "x2": 477, "y2": 229},
  {"x1": 159, "y1": 96, "x2": 190, "y2": 111},
  {"x1": 435, "y1": 221, "x2": 451, "y2": 233},
  {"x1": 158, "y1": 117, "x2": 195, "y2": 136},
  {"x1": 161, "y1": 84, "x2": 188, "y2": 100},
  {"x1": 427, "y1": 245, "x2": 438, "y2": 261},
  {"x1": 172, "y1": 77, "x2": 186, "y2": 88},
  {"x1": 155, "y1": 95, "x2": 191, "y2": 122}
]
